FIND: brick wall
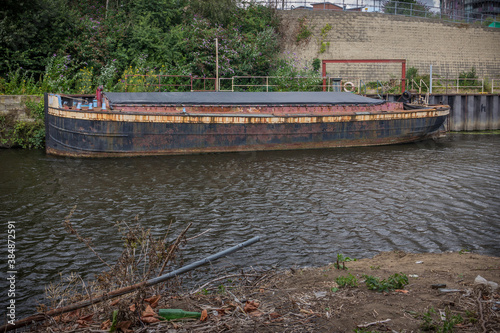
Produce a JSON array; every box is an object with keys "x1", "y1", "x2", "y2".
[{"x1": 280, "y1": 11, "x2": 500, "y2": 81}]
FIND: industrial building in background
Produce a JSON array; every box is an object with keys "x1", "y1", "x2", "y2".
[{"x1": 442, "y1": 0, "x2": 500, "y2": 20}]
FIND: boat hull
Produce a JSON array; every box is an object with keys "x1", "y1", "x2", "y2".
[{"x1": 45, "y1": 102, "x2": 449, "y2": 157}]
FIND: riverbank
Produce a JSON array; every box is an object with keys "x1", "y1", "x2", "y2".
[{"x1": 16, "y1": 251, "x2": 500, "y2": 332}]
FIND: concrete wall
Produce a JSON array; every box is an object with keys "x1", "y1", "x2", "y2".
[
  {"x1": 0, "y1": 95, "x2": 41, "y2": 121},
  {"x1": 280, "y1": 11, "x2": 500, "y2": 81}
]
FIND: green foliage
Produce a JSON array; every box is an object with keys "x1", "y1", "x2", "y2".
[
  {"x1": 334, "y1": 253, "x2": 357, "y2": 270},
  {"x1": 420, "y1": 307, "x2": 463, "y2": 332},
  {"x1": 363, "y1": 273, "x2": 408, "y2": 292},
  {"x1": 25, "y1": 99, "x2": 44, "y2": 120},
  {"x1": 482, "y1": 17, "x2": 495, "y2": 27},
  {"x1": 404, "y1": 67, "x2": 431, "y2": 93},
  {"x1": 267, "y1": 52, "x2": 322, "y2": 91},
  {"x1": 0, "y1": 0, "x2": 76, "y2": 75},
  {"x1": 12, "y1": 120, "x2": 45, "y2": 149},
  {"x1": 188, "y1": 0, "x2": 238, "y2": 27},
  {"x1": 318, "y1": 24, "x2": 332, "y2": 54},
  {"x1": 0, "y1": 0, "x2": 280, "y2": 94},
  {"x1": 296, "y1": 17, "x2": 313, "y2": 44},
  {"x1": 406, "y1": 66, "x2": 419, "y2": 82},
  {"x1": 335, "y1": 273, "x2": 358, "y2": 288},
  {"x1": 0, "y1": 68, "x2": 43, "y2": 95},
  {"x1": 217, "y1": 284, "x2": 226, "y2": 294},
  {"x1": 312, "y1": 58, "x2": 321, "y2": 72},
  {"x1": 0, "y1": 99, "x2": 45, "y2": 149},
  {"x1": 383, "y1": 0, "x2": 431, "y2": 17},
  {"x1": 459, "y1": 67, "x2": 478, "y2": 87},
  {"x1": 421, "y1": 308, "x2": 437, "y2": 331}
]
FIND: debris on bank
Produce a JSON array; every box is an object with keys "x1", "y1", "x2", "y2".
[{"x1": 2, "y1": 251, "x2": 499, "y2": 332}]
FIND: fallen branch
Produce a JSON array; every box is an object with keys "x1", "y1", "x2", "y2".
[
  {"x1": 357, "y1": 319, "x2": 391, "y2": 328},
  {"x1": 158, "y1": 222, "x2": 192, "y2": 275}
]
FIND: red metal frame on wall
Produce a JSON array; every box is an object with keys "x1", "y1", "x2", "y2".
[{"x1": 322, "y1": 59, "x2": 406, "y2": 92}]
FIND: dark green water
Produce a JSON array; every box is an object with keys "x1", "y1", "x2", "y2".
[{"x1": 1, "y1": 134, "x2": 499, "y2": 318}]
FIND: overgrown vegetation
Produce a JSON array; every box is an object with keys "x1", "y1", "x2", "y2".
[
  {"x1": 318, "y1": 24, "x2": 332, "y2": 54},
  {"x1": 363, "y1": 272, "x2": 408, "y2": 292},
  {"x1": 0, "y1": 0, "x2": 281, "y2": 94},
  {"x1": 0, "y1": 98, "x2": 45, "y2": 149},
  {"x1": 296, "y1": 17, "x2": 313, "y2": 44}
]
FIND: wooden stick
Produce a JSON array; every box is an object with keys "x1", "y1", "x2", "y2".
[
  {"x1": 357, "y1": 318, "x2": 391, "y2": 328},
  {"x1": 190, "y1": 273, "x2": 261, "y2": 295},
  {"x1": 158, "y1": 222, "x2": 192, "y2": 276}
]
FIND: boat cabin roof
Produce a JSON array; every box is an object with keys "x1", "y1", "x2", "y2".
[{"x1": 104, "y1": 92, "x2": 386, "y2": 106}]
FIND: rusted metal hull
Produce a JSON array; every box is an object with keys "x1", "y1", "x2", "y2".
[{"x1": 45, "y1": 93, "x2": 449, "y2": 157}]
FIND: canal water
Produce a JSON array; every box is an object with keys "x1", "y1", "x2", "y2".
[{"x1": 1, "y1": 134, "x2": 499, "y2": 318}]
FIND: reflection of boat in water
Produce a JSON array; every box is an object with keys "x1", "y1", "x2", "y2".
[{"x1": 45, "y1": 91, "x2": 450, "y2": 157}]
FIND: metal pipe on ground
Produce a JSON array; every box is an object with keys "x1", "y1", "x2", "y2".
[{"x1": 0, "y1": 236, "x2": 261, "y2": 332}]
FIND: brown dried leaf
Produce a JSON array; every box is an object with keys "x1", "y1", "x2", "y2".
[
  {"x1": 60, "y1": 309, "x2": 81, "y2": 322},
  {"x1": 100, "y1": 319, "x2": 111, "y2": 330},
  {"x1": 244, "y1": 301, "x2": 260, "y2": 313},
  {"x1": 200, "y1": 309, "x2": 208, "y2": 321},
  {"x1": 145, "y1": 295, "x2": 161, "y2": 308},
  {"x1": 395, "y1": 289, "x2": 409, "y2": 294},
  {"x1": 269, "y1": 312, "x2": 281, "y2": 319},
  {"x1": 110, "y1": 298, "x2": 121, "y2": 306},
  {"x1": 142, "y1": 305, "x2": 156, "y2": 318},
  {"x1": 300, "y1": 308, "x2": 314, "y2": 315},
  {"x1": 78, "y1": 313, "x2": 94, "y2": 322},
  {"x1": 141, "y1": 316, "x2": 160, "y2": 324},
  {"x1": 249, "y1": 310, "x2": 263, "y2": 317},
  {"x1": 117, "y1": 320, "x2": 133, "y2": 332},
  {"x1": 129, "y1": 304, "x2": 136, "y2": 312}
]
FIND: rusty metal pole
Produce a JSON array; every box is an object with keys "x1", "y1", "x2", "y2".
[
  {"x1": 216, "y1": 38, "x2": 219, "y2": 91},
  {"x1": 322, "y1": 60, "x2": 327, "y2": 91},
  {"x1": 401, "y1": 60, "x2": 406, "y2": 93}
]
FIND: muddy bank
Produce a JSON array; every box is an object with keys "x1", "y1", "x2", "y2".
[{"x1": 13, "y1": 251, "x2": 500, "y2": 332}]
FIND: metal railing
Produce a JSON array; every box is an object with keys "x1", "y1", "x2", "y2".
[
  {"x1": 254, "y1": 0, "x2": 497, "y2": 24},
  {"x1": 122, "y1": 74, "x2": 499, "y2": 95},
  {"x1": 123, "y1": 75, "x2": 216, "y2": 92},
  {"x1": 219, "y1": 76, "x2": 325, "y2": 92},
  {"x1": 492, "y1": 79, "x2": 500, "y2": 94},
  {"x1": 431, "y1": 78, "x2": 485, "y2": 93}
]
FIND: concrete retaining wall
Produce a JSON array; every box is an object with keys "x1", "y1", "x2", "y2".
[
  {"x1": 0, "y1": 95, "x2": 42, "y2": 121},
  {"x1": 279, "y1": 11, "x2": 500, "y2": 81}
]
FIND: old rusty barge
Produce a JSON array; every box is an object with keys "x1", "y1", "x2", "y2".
[{"x1": 44, "y1": 91, "x2": 450, "y2": 157}]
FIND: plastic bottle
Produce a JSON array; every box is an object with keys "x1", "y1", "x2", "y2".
[{"x1": 158, "y1": 309, "x2": 201, "y2": 320}]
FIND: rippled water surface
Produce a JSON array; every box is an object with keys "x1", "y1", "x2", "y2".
[{"x1": 1, "y1": 134, "x2": 499, "y2": 317}]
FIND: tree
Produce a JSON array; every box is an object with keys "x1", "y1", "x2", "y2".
[
  {"x1": 383, "y1": 0, "x2": 430, "y2": 18},
  {"x1": 0, "y1": 0, "x2": 75, "y2": 75},
  {"x1": 188, "y1": 0, "x2": 239, "y2": 26}
]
